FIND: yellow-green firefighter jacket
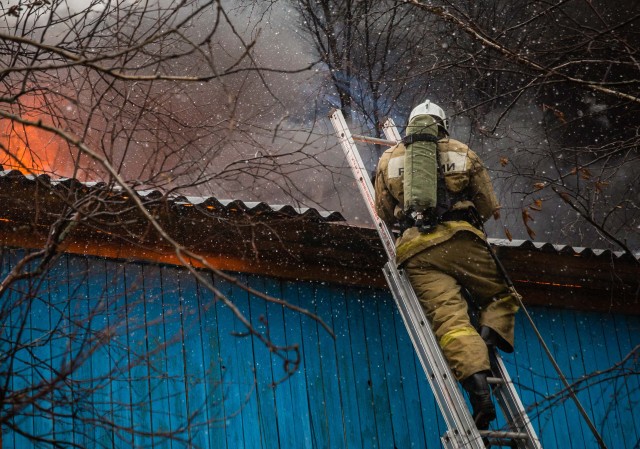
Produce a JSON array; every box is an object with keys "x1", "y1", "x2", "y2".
[{"x1": 374, "y1": 138, "x2": 500, "y2": 265}]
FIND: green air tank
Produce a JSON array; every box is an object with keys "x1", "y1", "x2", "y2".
[{"x1": 403, "y1": 114, "x2": 439, "y2": 213}]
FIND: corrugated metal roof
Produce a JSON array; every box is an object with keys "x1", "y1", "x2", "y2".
[
  {"x1": 488, "y1": 238, "x2": 639, "y2": 262},
  {"x1": 1, "y1": 168, "x2": 637, "y2": 262},
  {"x1": 173, "y1": 196, "x2": 345, "y2": 221},
  {"x1": 0, "y1": 169, "x2": 345, "y2": 222}
]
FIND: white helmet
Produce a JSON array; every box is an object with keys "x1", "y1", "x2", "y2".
[{"x1": 408, "y1": 100, "x2": 449, "y2": 134}]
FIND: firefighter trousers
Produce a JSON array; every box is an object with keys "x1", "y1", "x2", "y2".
[{"x1": 403, "y1": 231, "x2": 519, "y2": 381}]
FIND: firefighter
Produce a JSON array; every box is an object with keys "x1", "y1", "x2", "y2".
[{"x1": 374, "y1": 100, "x2": 519, "y2": 430}]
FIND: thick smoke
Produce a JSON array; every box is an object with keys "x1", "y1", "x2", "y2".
[
  {"x1": 190, "y1": 2, "x2": 638, "y2": 249},
  {"x1": 4, "y1": 0, "x2": 636, "y2": 249}
]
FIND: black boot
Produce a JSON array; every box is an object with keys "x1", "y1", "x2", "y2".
[
  {"x1": 462, "y1": 371, "x2": 496, "y2": 430},
  {"x1": 480, "y1": 326, "x2": 514, "y2": 353}
]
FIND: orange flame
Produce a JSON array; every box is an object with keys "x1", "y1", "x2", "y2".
[{"x1": 0, "y1": 96, "x2": 64, "y2": 175}]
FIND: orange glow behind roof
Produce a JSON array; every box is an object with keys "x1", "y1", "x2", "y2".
[{"x1": 0, "y1": 96, "x2": 64, "y2": 175}]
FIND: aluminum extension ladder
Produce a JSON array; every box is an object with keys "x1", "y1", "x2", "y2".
[{"x1": 329, "y1": 109, "x2": 543, "y2": 449}]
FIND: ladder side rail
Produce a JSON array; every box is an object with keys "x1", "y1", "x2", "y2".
[
  {"x1": 329, "y1": 109, "x2": 484, "y2": 448},
  {"x1": 381, "y1": 117, "x2": 403, "y2": 143},
  {"x1": 329, "y1": 110, "x2": 397, "y2": 261},
  {"x1": 492, "y1": 354, "x2": 543, "y2": 449}
]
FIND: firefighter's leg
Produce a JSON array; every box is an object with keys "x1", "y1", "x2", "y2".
[
  {"x1": 478, "y1": 295, "x2": 519, "y2": 353},
  {"x1": 405, "y1": 246, "x2": 497, "y2": 428},
  {"x1": 404, "y1": 246, "x2": 490, "y2": 380},
  {"x1": 445, "y1": 232, "x2": 519, "y2": 353}
]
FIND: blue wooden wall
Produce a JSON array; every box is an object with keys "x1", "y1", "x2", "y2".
[{"x1": 1, "y1": 250, "x2": 638, "y2": 449}]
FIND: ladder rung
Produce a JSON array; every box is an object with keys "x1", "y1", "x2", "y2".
[
  {"x1": 485, "y1": 438, "x2": 520, "y2": 448},
  {"x1": 351, "y1": 133, "x2": 397, "y2": 146},
  {"x1": 480, "y1": 430, "x2": 528, "y2": 440},
  {"x1": 487, "y1": 376, "x2": 505, "y2": 385}
]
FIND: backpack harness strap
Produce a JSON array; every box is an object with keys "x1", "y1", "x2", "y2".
[{"x1": 401, "y1": 133, "x2": 440, "y2": 145}]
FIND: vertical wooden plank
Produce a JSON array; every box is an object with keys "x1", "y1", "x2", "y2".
[
  {"x1": 124, "y1": 262, "x2": 153, "y2": 449},
  {"x1": 407, "y1": 310, "x2": 448, "y2": 449},
  {"x1": 66, "y1": 255, "x2": 95, "y2": 447},
  {"x1": 21, "y1": 250, "x2": 51, "y2": 447},
  {"x1": 361, "y1": 289, "x2": 395, "y2": 448},
  {"x1": 329, "y1": 284, "x2": 365, "y2": 449},
  {"x1": 605, "y1": 312, "x2": 639, "y2": 449},
  {"x1": 142, "y1": 263, "x2": 172, "y2": 449},
  {"x1": 105, "y1": 260, "x2": 134, "y2": 449},
  {"x1": 197, "y1": 272, "x2": 228, "y2": 448},
  {"x1": 613, "y1": 313, "x2": 640, "y2": 446},
  {"x1": 214, "y1": 276, "x2": 245, "y2": 449},
  {"x1": 578, "y1": 309, "x2": 616, "y2": 448},
  {"x1": 297, "y1": 281, "x2": 330, "y2": 448},
  {"x1": 375, "y1": 290, "x2": 413, "y2": 448},
  {"x1": 23, "y1": 260, "x2": 37, "y2": 448},
  {"x1": 570, "y1": 310, "x2": 606, "y2": 448},
  {"x1": 607, "y1": 314, "x2": 636, "y2": 449},
  {"x1": 47, "y1": 256, "x2": 75, "y2": 445},
  {"x1": 387, "y1": 286, "x2": 447, "y2": 447},
  {"x1": 346, "y1": 288, "x2": 379, "y2": 448},
  {"x1": 7, "y1": 249, "x2": 34, "y2": 449},
  {"x1": 591, "y1": 310, "x2": 626, "y2": 448},
  {"x1": 246, "y1": 274, "x2": 279, "y2": 449},
  {"x1": 391, "y1": 295, "x2": 430, "y2": 448},
  {"x1": 557, "y1": 309, "x2": 591, "y2": 447},
  {"x1": 315, "y1": 283, "x2": 347, "y2": 448},
  {"x1": 86, "y1": 257, "x2": 115, "y2": 448},
  {"x1": 160, "y1": 265, "x2": 189, "y2": 446},
  {"x1": 0, "y1": 249, "x2": 14, "y2": 448},
  {"x1": 216, "y1": 274, "x2": 262, "y2": 449},
  {"x1": 232, "y1": 273, "x2": 263, "y2": 449},
  {"x1": 510, "y1": 311, "x2": 546, "y2": 446},
  {"x1": 535, "y1": 309, "x2": 573, "y2": 449},
  {"x1": 515, "y1": 308, "x2": 559, "y2": 444},
  {"x1": 282, "y1": 280, "x2": 313, "y2": 449},
  {"x1": 262, "y1": 276, "x2": 300, "y2": 449},
  {"x1": 177, "y1": 269, "x2": 210, "y2": 449}
]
